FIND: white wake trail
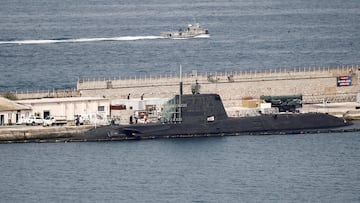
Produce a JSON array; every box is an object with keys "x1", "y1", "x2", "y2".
[{"x1": 0, "y1": 36, "x2": 164, "y2": 45}]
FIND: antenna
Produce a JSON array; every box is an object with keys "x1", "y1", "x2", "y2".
[
  {"x1": 179, "y1": 64, "x2": 182, "y2": 123},
  {"x1": 179, "y1": 64, "x2": 183, "y2": 96}
]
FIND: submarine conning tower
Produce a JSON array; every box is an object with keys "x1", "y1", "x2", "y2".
[{"x1": 162, "y1": 94, "x2": 228, "y2": 124}]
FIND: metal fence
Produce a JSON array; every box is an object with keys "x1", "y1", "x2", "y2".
[
  {"x1": 77, "y1": 65, "x2": 359, "y2": 90},
  {"x1": 1, "y1": 89, "x2": 79, "y2": 100}
]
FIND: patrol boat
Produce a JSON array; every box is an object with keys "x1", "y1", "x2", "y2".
[
  {"x1": 160, "y1": 23, "x2": 209, "y2": 38},
  {"x1": 66, "y1": 92, "x2": 350, "y2": 142}
]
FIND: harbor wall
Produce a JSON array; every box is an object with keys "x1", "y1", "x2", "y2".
[
  {"x1": 77, "y1": 66, "x2": 359, "y2": 107},
  {"x1": 0, "y1": 125, "x2": 91, "y2": 142},
  {"x1": 5, "y1": 89, "x2": 80, "y2": 100},
  {"x1": 6, "y1": 65, "x2": 359, "y2": 107}
]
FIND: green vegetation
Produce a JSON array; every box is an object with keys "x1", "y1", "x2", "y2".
[{"x1": 2, "y1": 92, "x2": 17, "y2": 100}]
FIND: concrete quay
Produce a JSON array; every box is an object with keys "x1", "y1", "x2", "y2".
[
  {"x1": 302, "y1": 102, "x2": 360, "y2": 118},
  {"x1": 76, "y1": 66, "x2": 359, "y2": 106},
  {"x1": 9, "y1": 65, "x2": 359, "y2": 106},
  {"x1": 0, "y1": 125, "x2": 92, "y2": 143}
]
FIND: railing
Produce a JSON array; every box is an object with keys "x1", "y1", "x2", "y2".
[
  {"x1": 78, "y1": 65, "x2": 358, "y2": 81},
  {"x1": 1, "y1": 89, "x2": 79, "y2": 100},
  {"x1": 77, "y1": 65, "x2": 359, "y2": 90},
  {"x1": 303, "y1": 93, "x2": 358, "y2": 104},
  {"x1": 2, "y1": 65, "x2": 359, "y2": 100}
]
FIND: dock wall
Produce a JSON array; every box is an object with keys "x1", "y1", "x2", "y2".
[
  {"x1": 77, "y1": 66, "x2": 359, "y2": 107},
  {"x1": 5, "y1": 65, "x2": 359, "y2": 107},
  {"x1": 0, "y1": 126, "x2": 91, "y2": 142},
  {"x1": 5, "y1": 89, "x2": 80, "y2": 100}
]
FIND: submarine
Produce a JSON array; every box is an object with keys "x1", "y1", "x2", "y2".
[{"x1": 64, "y1": 92, "x2": 350, "y2": 142}]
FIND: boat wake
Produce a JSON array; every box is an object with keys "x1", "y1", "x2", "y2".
[
  {"x1": 0, "y1": 36, "x2": 164, "y2": 45},
  {"x1": 193, "y1": 34, "x2": 210, "y2": 38},
  {"x1": 0, "y1": 34, "x2": 210, "y2": 45}
]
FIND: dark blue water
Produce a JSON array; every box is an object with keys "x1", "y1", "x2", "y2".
[
  {"x1": 1, "y1": 133, "x2": 359, "y2": 202},
  {"x1": 1, "y1": 0, "x2": 360, "y2": 91}
]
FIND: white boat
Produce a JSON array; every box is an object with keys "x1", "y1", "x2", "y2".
[{"x1": 160, "y1": 23, "x2": 209, "y2": 38}]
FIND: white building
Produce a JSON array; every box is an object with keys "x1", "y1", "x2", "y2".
[
  {"x1": 17, "y1": 97, "x2": 110, "y2": 124},
  {"x1": 0, "y1": 97, "x2": 31, "y2": 125},
  {"x1": 111, "y1": 97, "x2": 168, "y2": 124}
]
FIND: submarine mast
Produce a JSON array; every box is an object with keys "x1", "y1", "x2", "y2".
[
  {"x1": 179, "y1": 64, "x2": 183, "y2": 123},
  {"x1": 170, "y1": 64, "x2": 186, "y2": 123}
]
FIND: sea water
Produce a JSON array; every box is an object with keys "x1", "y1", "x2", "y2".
[
  {"x1": 1, "y1": 0, "x2": 360, "y2": 202},
  {"x1": 0, "y1": 133, "x2": 359, "y2": 202},
  {"x1": 0, "y1": 0, "x2": 359, "y2": 91}
]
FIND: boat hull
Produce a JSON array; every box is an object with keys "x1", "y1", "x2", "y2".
[
  {"x1": 160, "y1": 22, "x2": 209, "y2": 39},
  {"x1": 66, "y1": 112, "x2": 349, "y2": 142},
  {"x1": 160, "y1": 32, "x2": 209, "y2": 39}
]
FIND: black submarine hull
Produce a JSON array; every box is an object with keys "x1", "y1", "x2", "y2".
[
  {"x1": 61, "y1": 94, "x2": 351, "y2": 142},
  {"x1": 67, "y1": 112, "x2": 350, "y2": 142}
]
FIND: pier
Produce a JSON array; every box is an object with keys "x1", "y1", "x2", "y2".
[
  {"x1": 0, "y1": 125, "x2": 92, "y2": 143},
  {"x1": 9, "y1": 65, "x2": 359, "y2": 107},
  {"x1": 75, "y1": 65, "x2": 359, "y2": 107}
]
